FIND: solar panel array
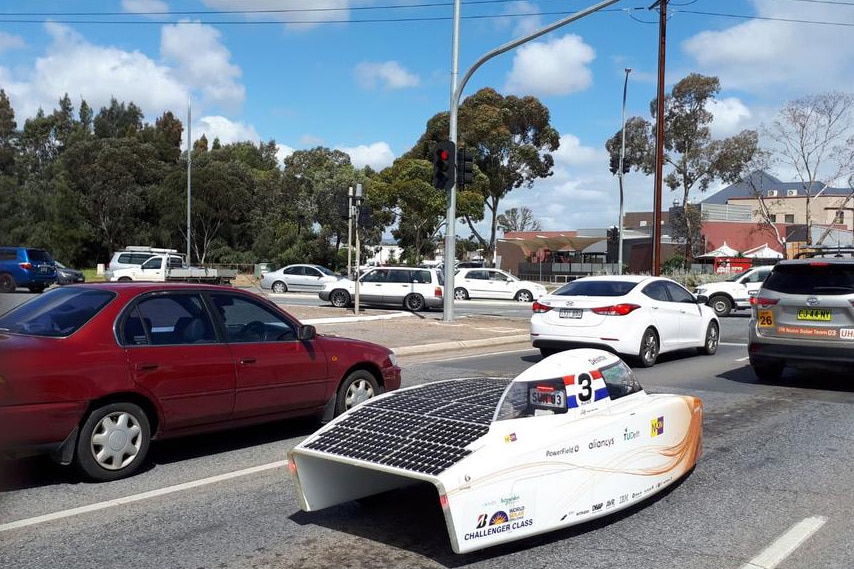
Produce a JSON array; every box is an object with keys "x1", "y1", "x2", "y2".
[{"x1": 302, "y1": 377, "x2": 512, "y2": 475}]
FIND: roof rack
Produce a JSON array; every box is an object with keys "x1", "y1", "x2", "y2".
[
  {"x1": 794, "y1": 246, "x2": 854, "y2": 259},
  {"x1": 124, "y1": 246, "x2": 180, "y2": 254}
]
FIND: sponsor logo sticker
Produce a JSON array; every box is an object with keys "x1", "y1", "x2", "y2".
[
  {"x1": 504, "y1": 433, "x2": 517, "y2": 443},
  {"x1": 841, "y1": 328, "x2": 854, "y2": 340},
  {"x1": 651, "y1": 416, "x2": 665, "y2": 437}
]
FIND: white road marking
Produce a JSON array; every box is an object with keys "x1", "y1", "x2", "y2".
[
  {"x1": 739, "y1": 516, "x2": 827, "y2": 569},
  {"x1": 0, "y1": 460, "x2": 288, "y2": 533}
]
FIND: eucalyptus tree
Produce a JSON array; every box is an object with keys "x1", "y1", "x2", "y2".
[
  {"x1": 497, "y1": 206, "x2": 541, "y2": 233},
  {"x1": 606, "y1": 73, "x2": 758, "y2": 261},
  {"x1": 407, "y1": 87, "x2": 559, "y2": 265}
]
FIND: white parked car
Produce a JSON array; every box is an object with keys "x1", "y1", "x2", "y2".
[
  {"x1": 694, "y1": 265, "x2": 773, "y2": 317},
  {"x1": 530, "y1": 275, "x2": 719, "y2": 367},
  {"x1": 260, "y1": 264, "x2": 343, "y2": 293},
  {"x1": 453, "y1": 268, "x2": 546, "y2": 302},
  {"x1": 319, "y1": 266, "x2": 444, "y2": 312}
]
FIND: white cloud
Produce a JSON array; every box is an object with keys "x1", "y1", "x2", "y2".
[
  {"x1": 553, "y1": 134, "x2": 607, "y2": 169},
  {"x1": 354, "y1": 61, "x2": 420, "y2": 90},
  {"x1": 0, "y1": 32, "x2": 25, "y2": 54},
  {"x1": 494, "y1": 2, "x2": 542, "y2": 39},
  {"x1": 276, "y1": 144, "x2": 295, "y2": 165},
  {"x1": 708, "y1": 97, "x2": 752, "y2": 138},
  {"x1": 337, "y1": 142, "x2": 395, "y2": 170},
  {"x1": 3, "y1": 23, "x2": 187, "y2": 122},
  {"x1": 122, "y1": 0, "x2": 169, "y2": 15},
  {"x1": 195, "y1": 115, "x2": 261, "y2": 146},
  {"x1": 682, "y1": 1, "x2": 854, "y2": 96},
  {"x1": 160, "y1": 21, "x2": 245, "y2": 110},
  {"x1": 504, "y1": 34, "x2": 595, "y2": 96}
]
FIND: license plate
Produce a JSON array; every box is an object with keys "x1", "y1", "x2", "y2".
[
  {"x1": 757, "y1": 310, "x2": 774, "y2": 327},
  {"x1": 39, "y1": 266, "x2": 50, "y2": 273},
  {"x1": 559, "y1": 308, "x2": 582, "y2": 319},
  {"x1": 797, "y1": 308, "x2": 831, "y2": 321},
  {"x1": 530, "y1": 388, "x2": 565, "y2": 409}
]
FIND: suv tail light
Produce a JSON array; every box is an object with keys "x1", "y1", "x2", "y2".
[
  {"x1": 435, "y1": 286, "x2": 442, "y2": 297},
  {"x1": 754, "y1": 297, "x2": 779, "y2": 307},
  {"x1": 532, "y1": 301, "x2": 552, "y2": 313},
  {"x1": 18, "y1": 262, "x2": 33, "y2": 270},
  {"x1": 591, "y1": 303, "x2": 641, "y2": 316}
]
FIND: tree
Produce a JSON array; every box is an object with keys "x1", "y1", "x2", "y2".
[
  {"x1": 606, "y1": 73, "x2": 758, "y2": 262},
  {"x1": 763, "y1": 92, "x2": 854, "y2": 245},
  {"x1": 407, "y1": 87, "x2": 559, "y2": 265},
  {"x1": 497, "y1": 206, "x2": 541, "y2": 233}
]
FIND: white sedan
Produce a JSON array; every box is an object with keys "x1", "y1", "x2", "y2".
[
  {"x1": 530, "y1": 275, "x2": 719, "y2": 367},
  {"x1": 259, "y1": 264, "x2": 343, "y2": 293},
  {"x1": 453, "y1": 268, "x2": 547, "y2": 302}
]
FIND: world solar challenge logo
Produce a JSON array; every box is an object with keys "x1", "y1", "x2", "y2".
[{"x1": 466, "y1": 510, "x2": 533, "y2": 541}]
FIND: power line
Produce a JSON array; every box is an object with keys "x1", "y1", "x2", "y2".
[{"x1": 675, "y1": 8, "x2": 854, "y2": 27}]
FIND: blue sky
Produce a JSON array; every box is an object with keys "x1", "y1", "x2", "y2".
[{"x1": 2, "y1": 0, "x2": 854, "y2": 233}]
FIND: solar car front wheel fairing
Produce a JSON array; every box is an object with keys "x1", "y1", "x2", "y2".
[{"x1": 288, "y1": 348, "x2": 703, "y2": 554}]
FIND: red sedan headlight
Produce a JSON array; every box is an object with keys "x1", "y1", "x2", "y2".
[{"x1": 591, "y1": 303, "x2": 641, "y2": 316}]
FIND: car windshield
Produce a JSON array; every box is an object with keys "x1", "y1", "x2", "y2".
[
  {"x1": 763, "y1": 263, "x2": 854, "y2": 295},
  {"x1": 0, "y1": 287, "x2": 115, "y2": 337},
  {"x1": 316, "y1": 266, "x2": 336, "y2": 276},
  {"x1": 551, "y1": 280, "x2": 637, "y2": 297}
]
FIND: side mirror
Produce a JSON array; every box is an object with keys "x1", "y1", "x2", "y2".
[
  {"x1": 695, "y1": 294, "x2": 709, "y2": 304},
  {"x1": 297, "y1": 324, "x2": 316, "y2": 341}
]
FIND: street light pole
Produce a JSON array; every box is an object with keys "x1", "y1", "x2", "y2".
[{"x1": 618, "y1": 67, "x2": 632, "y2": 275}]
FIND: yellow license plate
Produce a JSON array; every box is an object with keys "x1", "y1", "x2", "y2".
[
  {"x1": 757, "y1": 310, "x2": 774, "y2": 327},
  {"x1": 797, "y1": 308, "x2": 832, "y2": 321}
]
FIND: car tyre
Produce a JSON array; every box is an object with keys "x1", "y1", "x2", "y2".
[
  {"x1": 0, "y1": 273, "x2": 16, "y2": 293},
  {"x1": 454, "y1": 287, "x2": 469, "y2": 300},
  {"x1": 540, "y1": 347, "x2": 559, "y2": 358},
  {"x1": 118, "y1": 277, "x2": 132, "y2": 282},
  {"x1": 698, "y1": 322, "x2": 719, "y2": 355},
  {"x1": 272, "y1": 281, "x2": 287, "y2": 294},
  {"x1": 75, "y1": 402, "x2": 151, "y2": 482},
  {"x1": 637, "y1": 328, "x2": 659, "y2": 368},
  {"x1": 329, "y1": 289, "x2": 351, "y2": 308},
  {"x1": 752, "y1": 362, "x2": 783, "y2": 383},
  {"x1": 334, "y1": 370, "x2": 380, "y2": 416},
  {"x1": 709, "y1": 295, "x2": 732, "y2": 317},
  {"x1": 515, "y1": 289, "x2": 533, "y2": 302},
  {"x1": 404, "y1": 293, "x2": 426, "y2": 312}
]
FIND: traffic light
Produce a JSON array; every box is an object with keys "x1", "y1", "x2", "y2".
[
  {"x1": 432, "y1": 140, "x2": 456, "y2": 190},
  {"x1": 609, "y1": 153, "x2": 629, "y2": 175},
  {"x1": 457, "y1": 148, "x2": 474, "y2": 187}
]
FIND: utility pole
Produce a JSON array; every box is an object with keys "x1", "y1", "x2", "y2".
[
  {"x1": 618, "y1": 67, "x2": 632, "y2": 275},
  {"x1": 347, "y1": 186, "x2": 354, "y2": 280},
  {"x1": 186, "y1": 97, "x2": 192, "y2": 265},
  {"x1": 650, "y1": 0, "x2": 667, "y2": 276},
  {"x1": 353, "y1": 184, "x2": 363, "y2": 315}
]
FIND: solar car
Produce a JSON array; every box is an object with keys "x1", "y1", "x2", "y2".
[{"x1": 288, "y1": 348, "x2": 703, "y2": 554}]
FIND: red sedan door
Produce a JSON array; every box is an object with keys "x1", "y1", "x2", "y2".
[
  {"x1": 208, "y1": 292, "x2": 330, "y2": 420},
  {"x1": 121, "y1": 293, "x2": 236, "y2": 431}
]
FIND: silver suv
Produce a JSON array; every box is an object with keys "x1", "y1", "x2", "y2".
[
  {"x1": 319, "y1": 266, "x2": 444, "y2": 311},
  {"x1": 748, "y1": 255, "x2": 854, "y2": 381}
]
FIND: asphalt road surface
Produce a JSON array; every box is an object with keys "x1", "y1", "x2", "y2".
[{"x1": 2, "y1": 337, "x2": 852, "y2": 569}]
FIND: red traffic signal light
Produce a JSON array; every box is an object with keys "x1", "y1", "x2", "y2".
[{"x1": 432, "y1": 140, "x2": 456, "y2": 190}]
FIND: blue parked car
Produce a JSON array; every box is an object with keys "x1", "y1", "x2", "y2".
[{"x1": 0, "y1": 247, "x2": 57, "y2": 293}]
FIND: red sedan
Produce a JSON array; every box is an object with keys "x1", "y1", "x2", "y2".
[{"x1": 0, "y1": 282, "x2": 401, "y2": 481}]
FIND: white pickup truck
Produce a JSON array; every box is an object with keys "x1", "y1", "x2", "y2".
[
  {"x1": 110, "y1": 254, "x2": 237, "y2": 285},
  {"x1": 693, "y1": 265, "x2": 773, "y2": 317}
]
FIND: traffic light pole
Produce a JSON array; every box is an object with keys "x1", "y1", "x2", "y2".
[{"x1": 442, "y1": 0, "x2": 623, "y2": 322}]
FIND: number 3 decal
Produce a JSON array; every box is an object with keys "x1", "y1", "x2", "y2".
[{"x1": 577, "y1": 373, "x2": 593, "y2": 402}]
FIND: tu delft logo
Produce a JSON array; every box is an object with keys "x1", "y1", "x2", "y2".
[{"x1": 650, "y1": 416, "x2": 665, "y2": 437}]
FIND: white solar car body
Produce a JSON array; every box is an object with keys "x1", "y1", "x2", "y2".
[{"x1": 288, "y1": 349, "x2": 703, "y2": 554}]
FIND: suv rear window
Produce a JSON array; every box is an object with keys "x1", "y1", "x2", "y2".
[
  {"x1": 26, "y1": 249, "x2": 53, "y2": 262},
  {"x1": 763, "y1": 263, "x2": 854, "y2": 295}
]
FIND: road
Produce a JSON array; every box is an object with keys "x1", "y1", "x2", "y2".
[{"x1": 2, "y1": 326, "x2": 853, "y2": 568}]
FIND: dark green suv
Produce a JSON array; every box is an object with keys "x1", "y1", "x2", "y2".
[
  {"x1": 0, "y1": 247, "x2": 57, "y2": 293},
  {"x1": 748, "y1": 255, "x2": 854, "y2": 381}
]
